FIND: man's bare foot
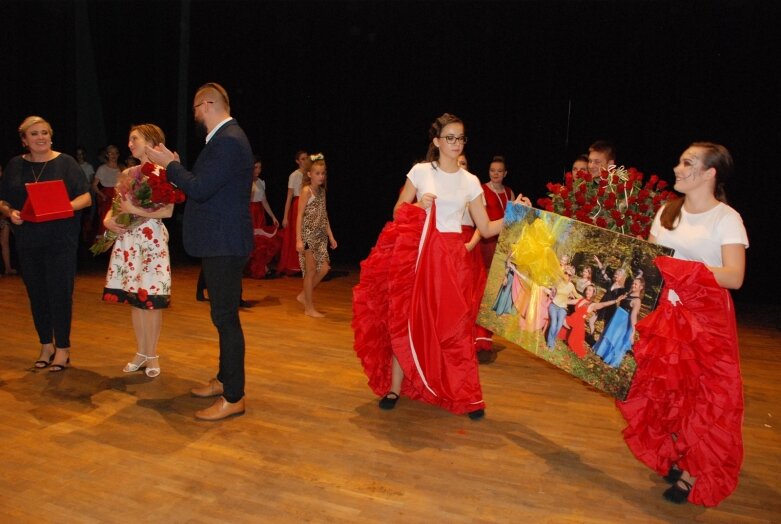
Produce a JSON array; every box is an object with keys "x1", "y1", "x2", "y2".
[
  {"x1": 296, "y1": 292, "x2": 305, "y2": 305},
  {"x1": 304, "y1": 309, "x2": 324, "y2": 318}
]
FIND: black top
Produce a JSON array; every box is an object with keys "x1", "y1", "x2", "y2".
[{"x1": 1, "y1": 153, "x2": 89, "y2": 247}]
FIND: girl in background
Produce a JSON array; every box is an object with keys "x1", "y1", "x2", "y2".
[
  {"x1": 296, "y1": 154, "x2": 336, "y2": 317},
  {"x1": 247, "y1": 156, "x2": 282, "y2": 278},
  {"x1": 278, "y1": 150, "x2": 310, "y2": 276}
]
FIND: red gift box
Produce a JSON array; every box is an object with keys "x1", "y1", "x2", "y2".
[{"x1": 19, "y1": 180, "x2": 74, "y2": 222}]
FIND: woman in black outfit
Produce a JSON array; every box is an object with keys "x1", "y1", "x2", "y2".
[{"x1": 0, "y1": 116, "x2": 91, "y2": 371}]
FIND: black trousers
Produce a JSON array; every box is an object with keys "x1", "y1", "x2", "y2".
[
  {"x1": 17, "y1": 232, "x2": 79, "y2": 349},
  {"x1": 201, "y1": 256, "x2": 248, "y2": 402}
]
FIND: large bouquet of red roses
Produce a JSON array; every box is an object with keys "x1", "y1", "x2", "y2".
[
  {"x1": 537, "y1": 165, "x2": 676, "y2": 238},
  {"x1": 90, "y1": 162, "x2": 185, "y2": 255}
]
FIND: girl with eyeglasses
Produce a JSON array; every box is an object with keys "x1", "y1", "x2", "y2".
[{"x1": 353, "y1": 113, "x2": 522, "y2": 420}]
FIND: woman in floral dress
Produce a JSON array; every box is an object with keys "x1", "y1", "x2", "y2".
[{"x1": 103, "y1": 124, "x2": 174, "y2": 378}]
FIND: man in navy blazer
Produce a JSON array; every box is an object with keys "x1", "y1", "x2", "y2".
[{"x1": 147, "y1": 82, "x2": 253, "y2": 421}]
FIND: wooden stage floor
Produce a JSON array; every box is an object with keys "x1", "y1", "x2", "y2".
[{"x1": 1, "y1": 264, "x2": 779, "y2": 523}]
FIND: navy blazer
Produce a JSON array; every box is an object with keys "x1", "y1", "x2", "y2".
[{"x1": 166, "y1": 119, "x2": 254, "y2": 258}]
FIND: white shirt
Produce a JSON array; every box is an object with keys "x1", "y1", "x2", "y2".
[
  {"x1": 288, "y1": 169, "x2": 303, "y2": 197},
  {"x1": 650, "y1": 202, "x2": 748, "y2": 267},
  {"x1": 205, "y1": 117, "x2": 232, "y2": 144},
  {"x1": 406, "y1": 162, "x2": 482, "y2": 233},
  {"x1": 250, "y1": 179, "x2": 266, "y2": 203},
  {"x1": 95, "y1": 164, "x2": 119, "y2": 187}
]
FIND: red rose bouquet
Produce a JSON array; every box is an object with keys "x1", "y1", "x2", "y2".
[
  {"x1": 536, "y1": 165, "x2": 676, "y2": 238},
  {"x1": 90, "y1": 162, "x2": 185, "y2": 255}
]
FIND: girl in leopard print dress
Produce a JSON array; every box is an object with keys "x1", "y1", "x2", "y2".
[{"x1": 295, "y1": 154, "x2": 337, "y2": 317}]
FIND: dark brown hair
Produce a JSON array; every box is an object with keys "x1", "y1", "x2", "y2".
[
  {"x1": 660, "y1": 142, "x2": 733, "y2": 230},
  {"x1": 588, "y1": 140, "x2": 616, "y2": 162},
  {"x1": 426, "y1": 113, "x2": 464, "y2": 163}
]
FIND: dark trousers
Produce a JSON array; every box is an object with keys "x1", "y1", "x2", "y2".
[
  {"x1": 17, "y1": 233, "x2": 79, "y2": 348},
  {"x1": 201, "y1": 256, "x2": 248, "y2": 402}
]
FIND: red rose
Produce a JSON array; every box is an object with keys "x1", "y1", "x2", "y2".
[
  {"x1": 657, "y1": 180, "x2": 668, "y2": 190},
  {"x1": 137, "y1": 288, "x2": 148, "y2": 301},
  {"x1": 596, "y1": 217, "x2": 608, "y2": 228},
  {"x1": 141, "y1": 162, "x2": 156, "y2": 176},
  {"x1": 630, "y1": 222, "x2": 643, "y2": 235},
  {"x1": 597, "y1": 187, "x2": 606, "y2": 197}
]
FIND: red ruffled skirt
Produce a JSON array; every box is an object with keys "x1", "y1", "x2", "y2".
[
  {"x1": 617, "y1": 256, "x2": 743, "y2": 507},
  {"x1": 277, "y1": 197, "x2": 301, "y2": 275},
  {"x1": 353, "y1": 204, "x2": 484, "y2": 415}
]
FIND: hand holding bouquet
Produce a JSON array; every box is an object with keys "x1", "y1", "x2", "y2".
[
  {"x1": 537, "y1": 165, "x2": 676, "y2": 238},
  {"x1": 90, "y1": 162, "x2": 185, "y2": 255}
]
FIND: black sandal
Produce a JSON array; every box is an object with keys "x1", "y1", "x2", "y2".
[
  {"x1": 663, "y1": 478, "x2": 693, "y2": 504},
  {"x1": 49, "y1": 349, "x2": 70, "y2": 373},
  {"x1": 34, "y1": 349, "x2": 55, "y2": 369},
  {"x1": 378, "y1": 392, "x2": 400, "y2": 410},
  {"x1": 663, "y1": 465, "x2": 683, "y2": 484}
]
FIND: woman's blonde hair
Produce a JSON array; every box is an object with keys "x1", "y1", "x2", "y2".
[{"x1": 18, "y1": 115, "x2": 53, "y2": 140}]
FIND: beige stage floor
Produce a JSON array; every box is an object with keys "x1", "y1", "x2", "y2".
[{"x1": 0, "y1": 264, "x2": 779, "y2": 523}]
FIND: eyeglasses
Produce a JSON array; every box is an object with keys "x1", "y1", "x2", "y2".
[
  {"x1": 192, "y1": 100, "x2": 213, "y2": 112},
  {"x1": 439, "y1": 135, "x2": 468, "y2": 145}
]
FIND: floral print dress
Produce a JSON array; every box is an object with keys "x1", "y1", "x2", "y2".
[{"x1": 103, "y1": 218, "x2": 171, "y2": 309}]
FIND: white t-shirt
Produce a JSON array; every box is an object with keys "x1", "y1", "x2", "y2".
[
  {"x1": 250, "y1": 179, "x2": 266, "y2": 203},
  {"x1": 406, "y1": 162, "x2": 482, "y2": 233},
  {"x1": 288, "y1": 170, "x2": 303, "y2": 197},
  {"x1": 650, "y1": 202, "x2": 748, "y2": 267},
  {"x1": 79, "y1": 162, "x2": 95, "y2": 184},
  {"x1": 95, "y1": 164, "x2": 120, "y2": 188}
]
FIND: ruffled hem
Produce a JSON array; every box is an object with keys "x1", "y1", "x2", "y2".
[
  {"x1": 246, "y1": 226, "x2": 282, "y2": 278},
  {"x1": 617, "y1": 256, "x2": 743, "y2": 507},
  {"x1": 353, "y1": 203, "x2": 425, "y2": 396},
  {"x1": 103, "y1": 288, "x2": 170, "y2": 309},
  {"x1": 353, "y1": 204, "x2": 484, "y2": 415}
]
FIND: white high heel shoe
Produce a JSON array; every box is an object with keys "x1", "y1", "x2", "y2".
[{"x1": 123, "y1": 353, "x2": 161, "y2": 377}]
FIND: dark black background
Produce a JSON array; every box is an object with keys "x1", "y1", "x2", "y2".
[{"x1": 2, "y1": 0, "x2": 777, "y2": 303}]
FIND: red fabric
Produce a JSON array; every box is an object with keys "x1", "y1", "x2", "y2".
[
  {"x1": 482, "y1": 183, "x2": 512, "y2": 220},
  {"x1": 94, "y1": 187, "x2": 116, "y2": 238},
  {"x1": 246, "y1": 227, "x2": 282, "y2": 278},
  {"x1": 250, "y1": 201, "x2": 266, "y2": 229},
  {"x1": 277, "y1": 196, "x2": 301, "y2": 275},
  {"x1": 617, "y1": 256, "x2": 743, "y2": 507},
  {"x1": 462, "y1": 225, "x2": 492, "y2": 352},
  {"x1": 558, "y1": 298, "x2": 590, "y2": 358},
  {"x1": 353, "y1": 203, "x2": 485, "y2": 415}
]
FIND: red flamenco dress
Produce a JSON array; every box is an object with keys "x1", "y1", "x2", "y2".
[
  {"x1": 246, "y1": 202, "x2": 282, "y2": 278},
  {"x1": 353, "y1": 203, "x2": 485, "y2": 415},
  {"x1": 558, "y1": 297, "x2": 591, "y2": 358},
  {"x1": 277, "y1": 197, "x2": 301, "y2": 275},
  {"x1": 617, "y1": 256, "x2": 743, "y2": 507}
]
